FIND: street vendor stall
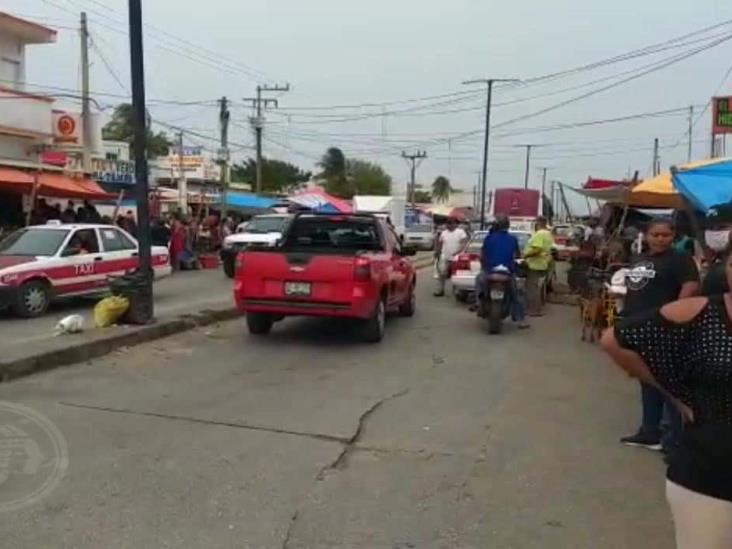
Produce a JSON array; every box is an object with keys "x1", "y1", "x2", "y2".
[
  {"x1": 289, "y1": 188, "x2": 352, "y2": 213},
  {"x1": 672, "y1": 157, "x2": 732, "y2": 213}
]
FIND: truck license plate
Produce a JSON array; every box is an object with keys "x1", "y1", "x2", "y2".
[
  {"x1": 285, "y1": 281, "x2": 311, "y2": 297},
  {"x1": 490, "y1": 289, "x2": 505, "y2": 300}
]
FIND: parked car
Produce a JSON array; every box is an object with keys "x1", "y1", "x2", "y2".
[
  {"x1": 403, "y1": 223, "x2": 435, "y2": 251},
  {"x1": 551, "y1": 224, "x2": 581, "y2": 261},
  {"x1": 221, "y1": 214, "x2": 291, "y2": 278},
  {"x1": 233, "y1": 213, "x2": 417, "y2": 342},
  {"x1": 0, "y1": 222, "x2": 171, "y2": 317}
]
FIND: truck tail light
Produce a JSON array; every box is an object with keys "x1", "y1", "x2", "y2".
[{"x1": 354, "y1": 257, "x2": 371, "y2": 281}]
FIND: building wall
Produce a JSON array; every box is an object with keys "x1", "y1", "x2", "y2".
[
  {"x1": 0, "y1": 135, "x2": 34, "y2": 162},
  {"x1": 0, "y1": 33, "x2": 24, "y2": 89}
]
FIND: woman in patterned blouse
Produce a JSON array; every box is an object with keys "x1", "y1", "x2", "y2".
[{"x1": 601, "y1": 248, "x2": 732, "y2": 548}]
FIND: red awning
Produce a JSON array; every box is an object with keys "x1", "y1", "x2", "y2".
[
  {"x1": 36, "y1": 173, "x2": 114, "y2": 200},
  {"x1": 0, "y1": 167, "x2": 34, "y2": 191},
  {"x1": 583, "y1": 177, "x2": 626, "y2": 190},
  {"x1": 0, "y1": 167, "x2": 114, "y2": 200}
]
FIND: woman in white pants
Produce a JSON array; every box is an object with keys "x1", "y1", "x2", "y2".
[{"x1": 602, "y1": 247, "x2": 732, "y2": 548}]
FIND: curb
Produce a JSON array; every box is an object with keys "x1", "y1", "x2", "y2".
[{"x1": 0, "y1": 308, "x2": 239, "y2": 384}]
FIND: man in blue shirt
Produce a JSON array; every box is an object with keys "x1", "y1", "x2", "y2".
[{"x1": 472, "y1": 215, "x2": 528, "y2": 328}]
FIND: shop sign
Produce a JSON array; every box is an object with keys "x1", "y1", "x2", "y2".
[
  {"x1": 40, "y1": 151, "x2": 68, "y2": 167},
  {"x1": 712, "y1": 96, "x2": 732, "y2": 135},
  {"x1": 91, "y1": 158, "x2": 136, "y2": 185},
  {"x1": 52, "y1": 111, "x2": 81, "y2": 144}
]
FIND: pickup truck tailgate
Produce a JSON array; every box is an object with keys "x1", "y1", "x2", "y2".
[{"x1": 241, "y1": 251, "x2": 356, "y2": 303}]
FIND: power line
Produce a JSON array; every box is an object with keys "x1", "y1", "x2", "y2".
[
  {"x1": 41, "y1": 0, "x2": 271, "y2": 83},
  {"x1": 89, "y1": 33, "x2": 128, "y2": 92},
  {"x1": 52, "y1": 0, "x2": 271, "y2": 81}
]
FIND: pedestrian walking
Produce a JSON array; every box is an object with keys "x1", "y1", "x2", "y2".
[
  {"x1": 523, "y1": 216, "x2": 553, "y2": 316},
  {"x1": 168, "y1": 215, "x2": 184, "y2": 272},
  {"x1": 61, "y1": 200, "x2": 76, "y2": 223},
  {"x1": 601, "y1": 247, "x2": 732, "y2": 549},
  {"x1": 433, "y1": 217, "x2": 467, "y2": 297},
  {"x1": 618, "y1": 218, "x2": 699, "y2": 452}
]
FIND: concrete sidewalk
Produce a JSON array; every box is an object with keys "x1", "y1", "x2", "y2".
[
  {"x1": 0, "y1": 269, "x2": 235, "y2": 381},
  {"x1": 0, "y1": 253, "x2": 435, "y2": 381}
]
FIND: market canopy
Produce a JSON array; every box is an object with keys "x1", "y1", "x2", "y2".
[
  {"x1": 426, "y1": 204, "x2": 470, "y2": 220},
  {"x1": 289, "y1": 188, "x2": 352, "y2": 213},
  {"x1": 672, "y1": 157, "x2": 732, "y2": 213},
  {"x1": 628, "y1": 173, "x2": 682, "y2": 209},
  {"x1": 224, "y1": 191, "x2": 276, "y2": 212}
]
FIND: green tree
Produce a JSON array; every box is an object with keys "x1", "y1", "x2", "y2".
[
  {"x1": 102, "y1": 103, "x2": 171, "y2": 158},
  {"x1": 231, "y1": 157, "x2": 311, "y2": 193},
  {"x1": 431, "y1": 175, "x2": 452, "y2": 203},
  {"x1": 346, "y1": 159, "x2": 392, "y2": 196},
  {"x1": 317, "y1": 147, "x2": 349, "y2": 197},
  {"x1": 414, "y1": 190, "x2": 432, "y2": 203}
]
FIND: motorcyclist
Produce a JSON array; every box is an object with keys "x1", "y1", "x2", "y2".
[{"x1": 471, "y1": 215, "x2": 528, "y2": 328}]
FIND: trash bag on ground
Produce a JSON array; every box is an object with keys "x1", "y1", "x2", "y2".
[
  {"x1": 94, "y1": 296, "x2": 130, "y2": 328},
  {"x1": 55, "y1": 314, "x2": 85, "y2": 335}
]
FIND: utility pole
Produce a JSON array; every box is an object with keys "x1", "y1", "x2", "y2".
[
  {"x1": 523, "y1": 145, "x2": 532, "y2": 189},
  {"x1": 652, "y1": 137, "x2": 660, "y2": 176},
  {"x1": 513, "y1": 144, "x2": 545, "y2": 189},
  {"x1": 127, "y1": 0, "x2": 153, "y2": 321},
  {"x1": 538, "y1": 167, "x2": 548, "y2": 217},
  {"x1": 401, "y1": 151, "x2": 427, "y2": 209},
  {"x1": 463, "y1": 77, "x2": 520, "y2": 229},
  {"x1": 177, "y1": 132, "x2": 187, "y2": 211},
  {"x1": 218, "y1": 96, "x2": 230, "y2": 213},
  {"x1": 80, "y1": 12, "x2": 91, "y2": 172},
  {"x1": 687, "y1": 105, "x2": 694, "y2": 163},
  {"x1": 245, "y1": 84, "x2": 290, "y2": 194}
]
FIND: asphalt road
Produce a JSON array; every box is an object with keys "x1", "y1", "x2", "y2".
[{"x1": 0, "y1": 273, "x2": 674, "y2": 548}]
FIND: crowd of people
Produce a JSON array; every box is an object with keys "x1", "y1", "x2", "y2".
[{"x1": 433, "y1": 215, "x2": 555, "y2": 326}]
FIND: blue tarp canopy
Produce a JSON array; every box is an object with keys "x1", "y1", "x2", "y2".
[
  {"x1": 224, "y1": 192, "x2": 276, "y2": 211},
  {"x1": 672, "y1": 158, "x2": 732, "y2": 213}
]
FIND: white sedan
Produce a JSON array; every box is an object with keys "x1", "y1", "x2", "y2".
[
  {"x1": 0, "y1": 222, "x2": 171, "y2": 317},
  {"x1": 449, "y1": 230, "x2": 532, "y2": 302}
]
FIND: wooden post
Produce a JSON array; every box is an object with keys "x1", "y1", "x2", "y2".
[
  {"x1": 25, "y1": 173, "x2": 40, "y2": 227},
  {"x1": 111, "y1": 190, "x2": 125, "y2": 221}
]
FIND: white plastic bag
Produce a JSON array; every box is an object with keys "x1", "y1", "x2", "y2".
[{"x1": 55, "y1": 314, "x2": 85, "y2": 335}]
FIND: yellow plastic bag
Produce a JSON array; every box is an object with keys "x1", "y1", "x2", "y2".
[{"x1": 94, "y1": 296, "x2": 130, "y2": 328}]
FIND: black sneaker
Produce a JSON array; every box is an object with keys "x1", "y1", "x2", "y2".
[{"x1": 620, "y1": 432, "x2": 662, "y2": 451}]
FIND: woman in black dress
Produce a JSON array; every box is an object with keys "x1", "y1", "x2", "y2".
[
  {"x1": 619, "y1": 219, "x2": 699, "y2": 451},
  {"x1": 602, "y1": 249, "x2": 732, "y2": 548}
]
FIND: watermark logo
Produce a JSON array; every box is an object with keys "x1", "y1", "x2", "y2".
[{"x1": 0, "y1": 402, "x2": 68, "y2": 513}]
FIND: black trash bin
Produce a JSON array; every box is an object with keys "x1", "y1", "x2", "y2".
[{"x1": 108, "y1": 272, "x2": 154, "y2": 325}]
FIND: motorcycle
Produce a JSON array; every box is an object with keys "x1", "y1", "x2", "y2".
[{"x1": 478, "y1": 262, "x2": 527, "y2": 334}]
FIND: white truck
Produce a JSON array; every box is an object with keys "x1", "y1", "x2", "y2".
[{"x1": 352, "y1": 196, "x2": 406, "y2": 238}]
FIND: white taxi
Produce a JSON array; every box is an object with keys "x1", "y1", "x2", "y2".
[{"x1": 0, "y1": 222, "x2": 171, "y2": 317}]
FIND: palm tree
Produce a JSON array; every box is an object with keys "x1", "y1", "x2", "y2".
[
  {"x1": 318, "y1": 147, "x2": 350, "y2": 197},
  {"x1": 432, "y1": 176, "x2": 451, "y2": 203}
]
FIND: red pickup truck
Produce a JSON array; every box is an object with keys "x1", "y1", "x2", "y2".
[{"x1": 233, "y1": 213, "x2": 418, "y2": 342}]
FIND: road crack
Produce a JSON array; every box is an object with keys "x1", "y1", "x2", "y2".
[
  {"x1": 317, "y1": 388, "x2": 409, "y2": 480},
  {"x1": 281, "y1": 510, "x2": 299, "y2": 549},
  {"x1": 58, "y1": 401, "x2": 349, "y2": 445}
]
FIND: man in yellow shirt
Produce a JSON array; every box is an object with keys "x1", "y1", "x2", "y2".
[{"x1": 523, "y1": 216, "x2": 554, "y2": 316}]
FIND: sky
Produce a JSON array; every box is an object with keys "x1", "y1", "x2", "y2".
[{"x1": 6, "y1": 0, "x2": 732, "y2": 213}]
